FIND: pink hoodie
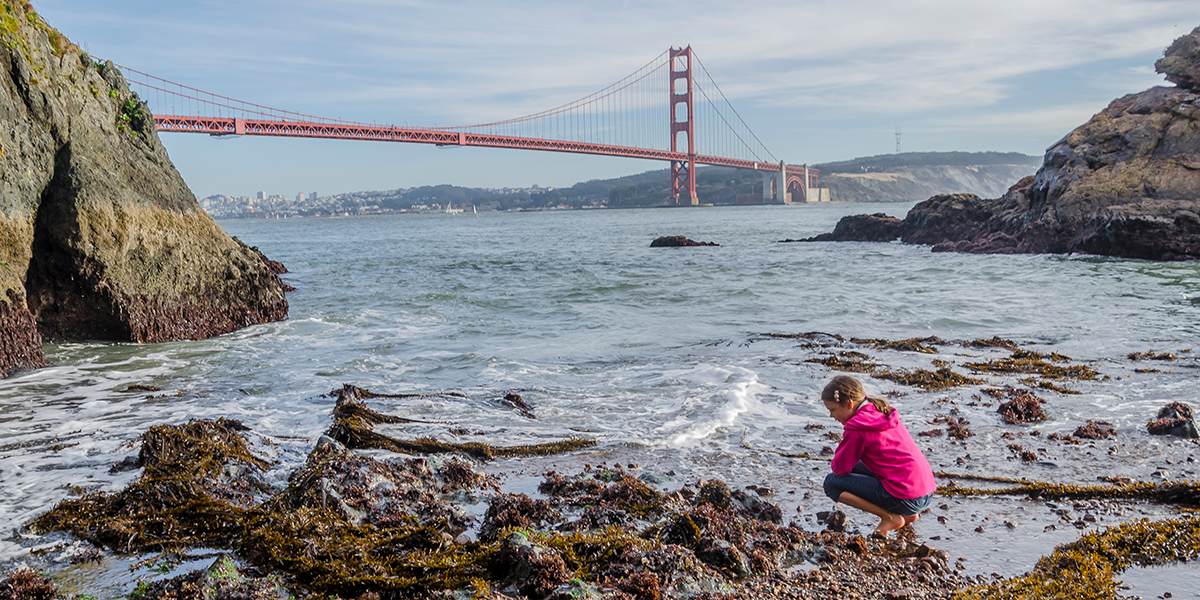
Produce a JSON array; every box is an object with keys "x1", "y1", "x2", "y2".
[{"x1": 831, "y1": 401, "x2": 936, "y2": 500}]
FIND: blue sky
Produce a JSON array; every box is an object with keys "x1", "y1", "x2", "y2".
[{"x1": 35, "y1": 0, "x2": 1200, "y2": 198}]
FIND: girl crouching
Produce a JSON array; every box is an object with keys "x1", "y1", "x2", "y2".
[{"x1": 821, "y1": 375, "x2": 936, "y2": 534}]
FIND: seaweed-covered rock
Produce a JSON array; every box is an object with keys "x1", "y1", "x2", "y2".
[
  {"x1": 1, "y1": 2, "x2": 288, "y2": 378},
  {"x1": 649, "y1": 236, "x2": 718, "y2": 247},
  {"x1": 993, "y1": 387, "x2": 1049, "y2": 424},
  {"x1": 1073, "y1": 420, "x2": 1117, "y2": 440},
  {"x1": 1147, "y1": 401, "x2": 1199, "y2": 438},
  {"x1": 479, "y1": 493, "x2": 561, "y2": 542},
  {"x1": 273, "y1": 436, "x2": 483, "y2": 531},
  {"x1": 601, "y1": 544, "x2": 725, "y2": 598},
  {"x1": 496, "y1": 531, "x2": 571, "y2": 599},
  {"x1": 538, "y1": 466, "x2": 667, "y2": 529},
  {"x1": 135, "y1": 554, "x2": 292, "y2": 600},
  {"x1": 32, "y1": 418, "x2": 271, "y2": 552},
  {"x1": 0, "y1": 569, "x2": 57, "y2": 600}
]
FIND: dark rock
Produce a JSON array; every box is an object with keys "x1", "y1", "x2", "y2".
[
  {"x1": 650, "y1": 235, "x2": 719, "y2": 247},
  {"x1": 1148, "y1": 401, "x2": 1199, "y2": 438},
  {"x1": 731, "y1": 489, "x2": 783, "y2": 523},
  {"x1": 1, "y1": 4, "x2": 288, "y2": 378},
  {"x1": 795, "y1": 213, "x2": 902, "y2": 242},
  {"x1": 826, "y1": 510, "x2": 847, "y2": 532},
  {"x1": 1157, "y1": 401, "x2": 1195, "y2": 421},
  {"x1": 500, "y1": 391, "x2": 537, "y2": 419},
  {"x1": 695, "y1": 539, "x2": 752, "y2": 578},
  {"x1": 0, "y1": 290, "x2": 49, "y2": 378},
  {"x1": 900, "y1": 194, "x2": 998, "y2": 247}
]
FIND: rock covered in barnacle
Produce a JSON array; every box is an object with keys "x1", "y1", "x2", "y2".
[
  {"x1": 1147, "y1": 401, "x2": 1199, "y2": 438},
  {"x1": 273, "y1": 435, "x2": 494, "y2": 531}
]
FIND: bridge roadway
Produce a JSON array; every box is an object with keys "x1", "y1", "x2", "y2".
[{"x1": 153, "y1": 115, "x2": 802, "y2": 175}]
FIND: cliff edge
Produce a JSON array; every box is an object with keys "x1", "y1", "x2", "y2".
[
  {"x1": 1, "y1": 1, "x2": 288, "y2": 377},
  {"x1": 801, "y1": 26, "x2": 1200, "y2": 261},
  {"x1": 822, "y1": 164, "x2": 1038, "y2": 203}
]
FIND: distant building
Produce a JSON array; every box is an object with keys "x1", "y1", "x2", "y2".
[
  {"x1": 257, "y1": 191, "x2": 266, "y2": 200},
  {"x1": 309, "y1": 192, "x2": 317, "y2": 201},
  {"x1": 296, "y1": 192, "x2": 305, "y2": 202}
]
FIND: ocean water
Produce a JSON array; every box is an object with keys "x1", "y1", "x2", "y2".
[{"x1": 2, "y1": 203, "x2": 1199, "y2": 594}]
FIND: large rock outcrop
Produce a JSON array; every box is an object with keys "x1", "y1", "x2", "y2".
[
  {"x1": 804, "y1": 26, "x2": 1200, "y2": 261},
  {"x1": 1, "y1": 1, "x2": 288, "y2": 377}
]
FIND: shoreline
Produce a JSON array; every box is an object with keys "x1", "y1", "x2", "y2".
[{"x1": 4, "y1": 377, "x2": 1198, "y2": 600}]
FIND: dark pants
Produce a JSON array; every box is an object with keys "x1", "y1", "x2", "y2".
[{"x1": 823, "y1": 461, "x2": 933, "y2": 517}]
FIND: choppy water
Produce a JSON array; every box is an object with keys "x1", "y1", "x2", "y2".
[{"x1": 3, "y1": 203, "x2": 1199, "y2": 595}]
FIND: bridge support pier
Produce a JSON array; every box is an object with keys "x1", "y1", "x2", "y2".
[{"x1": 761, "y1": 161, "x2": 790, "y2": 204}]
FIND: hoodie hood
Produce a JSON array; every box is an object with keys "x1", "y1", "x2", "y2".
[{"x1": 844, "y1": 402, "x2": 900, "y2": 433}]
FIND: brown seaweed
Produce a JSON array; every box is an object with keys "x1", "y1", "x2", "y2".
[
  {"x1": 963, "y1": 336, "x2": 1020, "y2": 351},
  {"x1": 803, "y1": 351, "x2": 879, "y2": 373},
  {"x1": 956, "y1": 516, "x2": 1200, "y2": 600},
  {"x1": 873, "y1": 367, "x2": 983, "y2": 391},
  {"x1": 850, "y1": 336, "x2": 946, "y2": 354},
  {"x1": 328, "y1": 384, "x2": 596, "y2": 459},
  {"x1": 964, "y1": 351, "x2": 1099, "y2": 380}
]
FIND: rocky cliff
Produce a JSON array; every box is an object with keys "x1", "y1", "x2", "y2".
[
  {"x1": 1, "y1": 1, "x2": 288, "y2": 377},
  {"x1": 802, "y1": 26, "x2": 1200, "y2": 261},
  {"x1": 822, "y1": 165, "x2": 1037, "y2": 203}
]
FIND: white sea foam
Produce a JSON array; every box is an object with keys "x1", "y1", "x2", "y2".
[{"x1": 656, "y1": 365, "x2": 769, "y2": 447}]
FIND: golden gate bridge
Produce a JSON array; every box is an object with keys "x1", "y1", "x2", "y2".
[{"x1": 122, "y1": 47, "x2": 821, "y2": 206}]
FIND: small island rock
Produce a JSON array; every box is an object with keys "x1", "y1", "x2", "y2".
[{"x1": 651, "y1": 235, "x2": 719, "y2": 247}]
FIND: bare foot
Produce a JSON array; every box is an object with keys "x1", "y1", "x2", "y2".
[
  {"x1": 903, "y1": 514, "x2": 920, "y2": 525},
  {"x1": 875, "y1": 512, "x2": 906, "y2": 534}
]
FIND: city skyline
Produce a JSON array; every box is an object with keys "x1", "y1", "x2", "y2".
[{"x1": 34, "y1": 0, "x2": 1200, "y2": 198}]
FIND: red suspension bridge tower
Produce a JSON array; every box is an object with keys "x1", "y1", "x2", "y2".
[{"x1": 669, "y1": 46, "x2": 697, "y2": 206}]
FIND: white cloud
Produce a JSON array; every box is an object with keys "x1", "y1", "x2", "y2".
[{"x1": 30, "y1": 0, "x2": 1200, "y2": 194}]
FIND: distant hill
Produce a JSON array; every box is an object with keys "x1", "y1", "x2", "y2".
[
  {"x1": 813, "y1": 152, "x2": 1041, "y2": 203},
  {"x1": 814, "y1": 151, "x2": 1040, "y2": 173},
  {"x1": 207, "y1": 151, "x2": 1044, "y2": 218}
]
